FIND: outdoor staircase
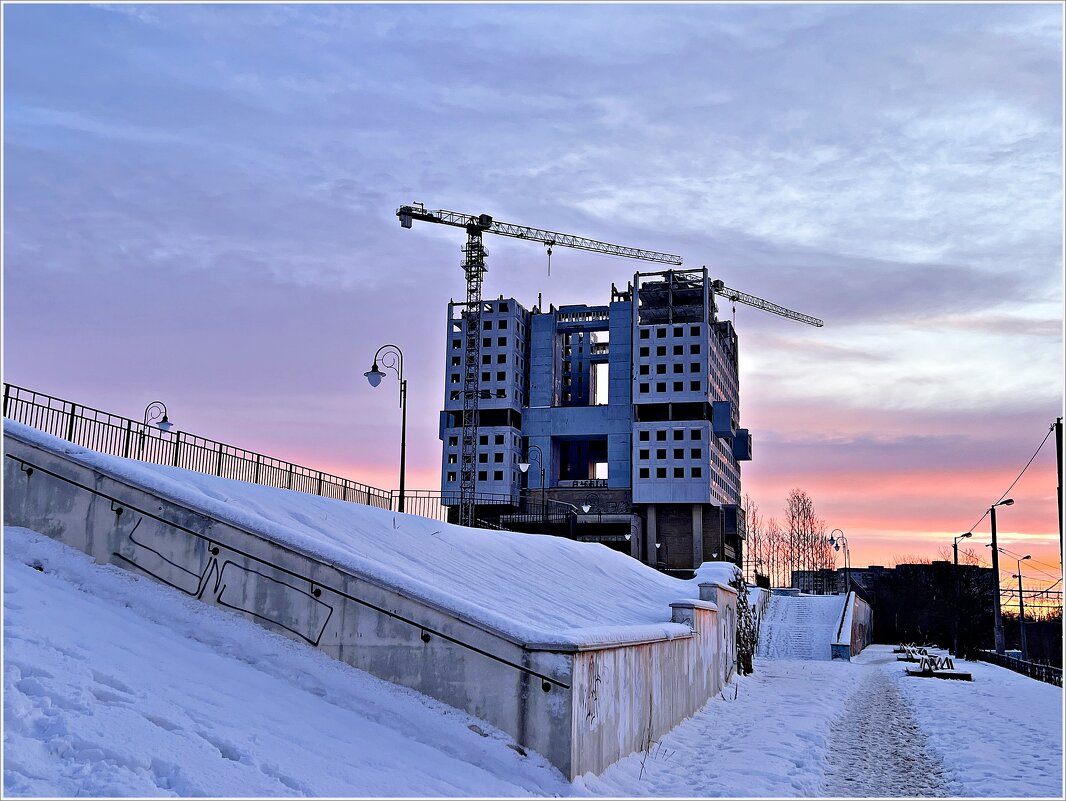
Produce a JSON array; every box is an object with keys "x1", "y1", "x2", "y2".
[{"x1": 757, "y1": 593, "x2": 846, "y2": 661}]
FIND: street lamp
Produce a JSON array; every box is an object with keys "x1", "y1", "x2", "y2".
[
  {"x1": 518, "y1": 444, "x2": 546, "y2": 522},
  {"x1": 583, "y1": 493, "x2": 601, "y2": 521},
  {"x1": 1013, "y1": 554, "x2": 1032, "y2": 661},
  {"x1": 139, "y1": 400, "x2": 172, "y2": 458},
  {"x1": 952, "y1": 532, "x2": 972, "y2": 656},
  {"x1": 829, "y1": 529, "x2": 849, "y2": 594},
  {"x1": 655, "y1": 540, "x2": 669, "y2": 569},
  {"x1": 365, "y1": 344, "x2": 407, "y2": 513},
  {"x1": 989, "y1": 498, "x2": 1014, "y2": 654}
]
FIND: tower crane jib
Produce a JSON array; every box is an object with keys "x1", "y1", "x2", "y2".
[{"x1": 709, "y1": 279, "x2": 824, "y2": 328}]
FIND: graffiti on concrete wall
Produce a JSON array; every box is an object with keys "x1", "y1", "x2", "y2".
[{"x1": 111, "y1": 515, "x2": 334, "y2": 646}]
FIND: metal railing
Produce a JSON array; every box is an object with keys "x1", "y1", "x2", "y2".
[
  {"x1": 975, "y1": 650, "x2": 1063, "y2": 687},
  {"x1": 3, "y1": 383, "x2": 526, "y2": 525},
  {"x1": 395, "y1": 489, "x2": 516, "y2": 523},
  {"x1": 3, "y1": 383, "x2": 393, "y2": 509}
]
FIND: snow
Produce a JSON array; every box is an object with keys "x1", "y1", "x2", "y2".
[
  {"x1": 2, "y1": 527, "x2": 571, "y2": 797},
  {"x1": 5, "y1": 526, "x2": 1062, "y2": 798},
  {"x1": 5, "y1": 420, "x2": 733, "y2": 648},
  {"x1": 890, "y1": 648, "x2": 1064, "y2": 798},
  {"x1": 833, "y1": 593, "x2": 854, "y2": 646},
  {"x1": 757, "y1": 594, "x2": 846, "y2": 661}
]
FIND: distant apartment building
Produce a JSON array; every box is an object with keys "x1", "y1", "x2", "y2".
[{"x1": 438, "y1": 268, "x2": 750, "y2": 573}]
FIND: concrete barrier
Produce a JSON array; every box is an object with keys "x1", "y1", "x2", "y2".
[
  {"x1": 831, "y1": 591, "x2": 874, "y2": 660},
  {"x1": 3, "y1": 424, "x2": 733, "y2": 779}
]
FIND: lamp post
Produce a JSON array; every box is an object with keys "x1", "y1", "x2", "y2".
[
  {"x1": 655, "y1": 540, "x2": 669, "y2": 570},
  {"x1": 952, "y1": 532, "x2": 972, "y2": 656},
  {"x1": 989, "y1": 498, "x2": 1014, "y2": 654},
  {"x1": 364, "y1": 344, "x2": 407, "y2": 513},
  {"x1": 1013, "y1": 554, "x2": 1031, "y2": 661},
  {"x1": 583, "y1": 492, "x2": 602, "y2": 523},
  {"x1": 518, "y1": 445, "x2": 545, "y2": 523},
  {"x1": 139, "y1": 400, "x2": 172, "y2": 458},
  {"x1": 829, "y1": 529, "x2": 849, "y2": 594}
]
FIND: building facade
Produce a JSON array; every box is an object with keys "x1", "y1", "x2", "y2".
[{"x1": 439, "y1": 268, "x2": 750, "y2": 573}]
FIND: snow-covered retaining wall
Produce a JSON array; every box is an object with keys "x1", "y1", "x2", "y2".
[
  {"x1": 748, "y1": 586, "x2": 771, "y2": 649},
  {"x1": 568, "y1": 592, "x2": 728, "y2": 776},
  {"x1": 3, "y1": 424, "x2": 734, "y2": 779},
  {"x1": 831, "y1": 591, "x2": 873, "y2": 660}
]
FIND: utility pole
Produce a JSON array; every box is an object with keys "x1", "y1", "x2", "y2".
[
  {"x1": 1055, "y1": 417, "x2": 1063, "y2": 568},
  {"x1": 953, "y1": 531, "x2": 972, "y2": 656},
  {"x1": 989, "y1": 499, "x2": 1013, "y2": 655},
  {"x1": 1014, "y1": 554, "x2": 1032, "y2": 661},
  {"x1": 1016, "y1": 571, "x2": 1028, "y2": 661}
]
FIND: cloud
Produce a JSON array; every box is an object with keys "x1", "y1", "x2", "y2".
[{"x1": 3, "y1": 2, "x2": 1061, "y2": 571}]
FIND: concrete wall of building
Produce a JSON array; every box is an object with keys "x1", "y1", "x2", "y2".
[
  {"x1": 440, "y1": 298, "x2": 530, "y2": 501},
  {"x1": 4, "y1": 426, "x2": 738, "y2": 779}
]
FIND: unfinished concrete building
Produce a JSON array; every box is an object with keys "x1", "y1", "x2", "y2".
[{"x1": 439, "y1": 268, "x2": 750, "y2": 574}]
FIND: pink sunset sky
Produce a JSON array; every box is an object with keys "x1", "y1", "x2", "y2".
[{"x1": 4, "y1": 4, "x2": 1062, "y2": 591}]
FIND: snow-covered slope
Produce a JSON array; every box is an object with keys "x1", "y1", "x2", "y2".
[
  {"x1": 2, "y1": 527, "x2": 571, "y2": 797},
  {"x1": 6, "y1": 527, "x2": 1061, "y2": 797},
  {"x1": 756, "y1": 594, "x2": 845, "y2": 661},
  {"x1": 5, "y1": 420, "x2": 738, "y2": 648}
]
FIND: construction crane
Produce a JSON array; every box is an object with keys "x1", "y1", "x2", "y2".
[
  {"x1": 709, "y1": 279, "x2": 824, "y2": 327},
  {"x1": 397, "y1": 202, "x2": 683, "y2": 527}
]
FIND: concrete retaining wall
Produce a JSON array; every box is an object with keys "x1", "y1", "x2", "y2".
[
  {"x1": 3, "y1": 427, "x2": 733, "y2": 779},
  {"x1": 831, "y1": 591, "x2": 874, "y2": 660}
]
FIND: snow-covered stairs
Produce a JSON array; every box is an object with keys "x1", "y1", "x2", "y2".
[{"x1": 757, "y1": 594, "x2": 846, "y2": 660}]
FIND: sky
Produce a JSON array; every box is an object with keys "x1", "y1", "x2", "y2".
[{"x1": 3, "y1": 2, "x2": 1063, "y2": 581}]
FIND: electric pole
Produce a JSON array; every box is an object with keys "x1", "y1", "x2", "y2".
[
  {"x1": 1055, "y1": 417, "x2": 1062, "y2": 567},
  {"x1": 989, "y1": 499, "x2": 1013, "y2": 655}
]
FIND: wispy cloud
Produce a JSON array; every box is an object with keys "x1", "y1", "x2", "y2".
[{"x1": 4, "y1": 2, "x2": 1062, "y2": 570}]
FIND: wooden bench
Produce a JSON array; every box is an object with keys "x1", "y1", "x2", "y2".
[
  {"x1": 896, "y1": 644, "x2": 929, "y2": 663},
  {"x1": 905, "y1": 653, "x2": 972, "y2": 681}
]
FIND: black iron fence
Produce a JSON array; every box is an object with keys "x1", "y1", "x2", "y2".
[
  {"x1": 3, "y1": 383, "x2": 534, "y2": 526},
  {"x1": 975, "y1": 650, "x2": 1063, "y2": 687},
  {"x1": 395, "y1": 489, "x2": 516, "y2": 523},
  {"x1": 3, "y1": 383, "x2": 396, "y2": 509}
]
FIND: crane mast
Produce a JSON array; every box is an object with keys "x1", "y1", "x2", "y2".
[
  {"x1": 398, "y1": 203, "x2": 682, "y2": 527},
  {"x1": 709, "y1": 279, "x2": 824, "y2": 328}
]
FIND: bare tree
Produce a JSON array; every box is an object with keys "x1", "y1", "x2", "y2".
[
  {"x1": 765, "y1": 516, "x2": 785, "y2": 587},
  {"x1": 783, "y1": 489, "x2": 832, "y2": 589},
  {"x1": 743, "y1": 493, "x2": 764, "y2": 583}
]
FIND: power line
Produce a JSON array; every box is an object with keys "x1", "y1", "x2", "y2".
[
  {"x1": 964, "y1": 424, "x2": 1055, "y2": 535},
  {"x1": 993, "y1": 546, "x2": 1062, "y2": 580}
]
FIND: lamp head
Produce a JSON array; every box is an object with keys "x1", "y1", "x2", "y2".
[
  {"x1": 156, "y1": 415, "x2": 172, "y2": 433},
  {"x1": 518, "y1": 462, "x2": 530, "y2": 473},
  {"x1": 364, "y1": 363, "x2": 384, "y2": 387},
  {"x1": 581, "y1": 504, "x2": 591, "y2": 513},
  {"x1": 1022, "y1": 554, "x2": 1031, "y2": 561},
  {"x1": 995, "y1": 498, "x2": 1014, "y2": 508},
  {"x1": 961, "y1": 531, "x2": 972, "y2": 539},
  {"x1": 828, "y1": 535, "x2": 836, "y2": 547}
]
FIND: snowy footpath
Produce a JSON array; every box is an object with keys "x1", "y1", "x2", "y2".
[{"x1": 4, "y1": 527, "x2": 1063, "y2": 797}]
